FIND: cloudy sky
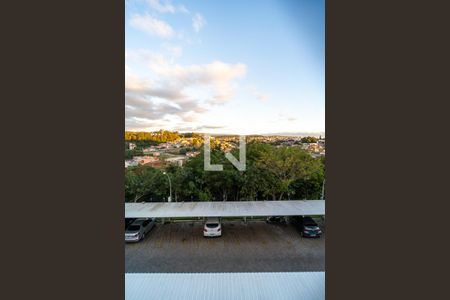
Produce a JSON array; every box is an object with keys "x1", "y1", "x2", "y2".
[{"x1": 125, "y1": 0, "x2": 324, "y2": 134}]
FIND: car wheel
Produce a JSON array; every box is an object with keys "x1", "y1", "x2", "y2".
[{"x1": 141, "y1": 233, "x2": 145, "y2": 240}]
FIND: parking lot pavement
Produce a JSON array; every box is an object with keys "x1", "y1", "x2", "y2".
[{"x1": 125, "y1": 220, "x2": 325, "y2": 273}]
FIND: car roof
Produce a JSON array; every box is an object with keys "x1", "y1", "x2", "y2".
[
  {"x1": 126, "y1": 224, "x2": 141, "y2": 231},
  {"x1": 303, "y1": 218, "x2": 317, "y2": 225},
  {"x1": 132, "y1": 218, "x2": 150, "y2": 225}
]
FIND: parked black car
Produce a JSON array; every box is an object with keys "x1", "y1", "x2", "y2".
[
  {"x1": 266, "y1": 216, "x2": 287, "y2": 224},
  {"x1": 291, "y1": 216, "x2": 322, "y2": 238},
  {"x1": 125, "y1": 218, "x2": 136, "y2": 230}
]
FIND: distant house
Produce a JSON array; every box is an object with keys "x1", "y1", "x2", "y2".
[
  {"x1": 165, "y1": 156, "x2": 186, "y2": 167},
  {"x1": 158, "y1": 143, "x2": 169, "y2": 149},
  {"x1": 311, "y1": 151, "x2": 325, "y2": 158},
  {"x1": 129, "y1": 143, "x2": 136, "y2": 150},
  {"x1": 142, "y1": 146, "x2": 156, "y2": 154},
  {"x1": 301, "y1": 143, "x2": 311, "y2": 150},
  {"x1": 301, "y1": 142, "x2": 324, "y2": 154},
  {"x1": 134, "y1": 156, "x2": 159, "y2": 165},
  {"x1": 186, "y1": 151, "x2": 200, "y2": 158},
  {"x1": 125, "y1": 159, "x2": 139, "y2": 168}
]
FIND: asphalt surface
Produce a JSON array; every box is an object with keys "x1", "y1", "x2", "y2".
[{"x1": 125, "y1": 219, "x2": 325, "y2": 273}]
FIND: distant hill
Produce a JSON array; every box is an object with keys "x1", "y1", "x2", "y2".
[
  {"x1": 207, "y1": 132, "x2": 325, "y2": 138},
  {"x1": 126, "y1": 130, "x2": 325, "y2": 138},
  {"x1": 260, "y1": 132, "x2": 325, "y2": 138}
]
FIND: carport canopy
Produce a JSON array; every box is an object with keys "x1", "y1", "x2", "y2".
[{"x1": 125, "y1": 200, "x2": 325, "y2": 218}]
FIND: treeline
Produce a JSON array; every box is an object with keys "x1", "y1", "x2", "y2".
[
  {"x1": 179, "y1": 132, "x2": 203, "y2": 139},
  {"x1": 301, "y1": 136, "x2": 319, "y2": 143},
  {"x1": 125, "y1": 143, "x2": 325, "y2": 202},
  {"x1": 125, "y1": 130, "x2": 180, "y2": 142}
]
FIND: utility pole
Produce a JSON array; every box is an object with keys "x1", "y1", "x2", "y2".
[{"x1": 163, "y1": 171, "x2": 172, "y2": 202}]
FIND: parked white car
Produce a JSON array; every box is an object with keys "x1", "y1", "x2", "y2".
[
  {"x1": 203, "y1": 218, "x2": 222, "y2": 237},
  {"x1": 125, "y1": 218, "x2": 156, "y2": 242}
]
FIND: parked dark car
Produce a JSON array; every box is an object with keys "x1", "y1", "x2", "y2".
[
  {"x1": 266, "y1": 216, "x2": 286, "y2": 224},
  {"x1": 291, "y1": 216, "x2": 322, "y2": 238},
  {"x1": 125, "y1": 218, "x2": 136, "y2": 230}
]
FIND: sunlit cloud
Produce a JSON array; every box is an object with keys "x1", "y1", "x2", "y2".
[
  {"x1": 130, "y1": 13, "x2": 175, "y2": 38},
  {"x1": 125, "y1": 53, "x2": 247, "y2": 130},
  {"x1": 147, "y1": 0, "x2": 189, "y2": 14}
]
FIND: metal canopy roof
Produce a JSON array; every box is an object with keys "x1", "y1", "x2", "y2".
[
  {"x1": 125, "y1": 200, "x2": 325, "y2": 218},
  {"x1": 125, "y1": 272, "x2": 325, "y2": 300}
]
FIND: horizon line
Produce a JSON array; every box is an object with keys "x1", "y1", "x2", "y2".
[{"x1": 125, "y1": 129, "x2": 325, "y2": 136}]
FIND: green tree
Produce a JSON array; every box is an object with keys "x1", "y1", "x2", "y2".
[
  {"x1": 125, "y1": 166, "x2": 169, "y2": 202},
  {"x1": 125, "y1": 142, "x2": 325, "y2": 202},
  {"x1": 301, "y1": 136, "x2": 318, "y2": 143}
]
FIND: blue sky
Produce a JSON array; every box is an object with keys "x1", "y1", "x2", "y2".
[{"x1": 125, "y1": 0, "x2": 324, "y2": 134}]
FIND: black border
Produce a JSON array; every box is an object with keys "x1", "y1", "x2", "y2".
[
  {"x1": 326, "y1": 0, "x2": 449, "y2": 299},
  {"x1": 2, "y1": 1, "x2": 124, "y2": 299}
]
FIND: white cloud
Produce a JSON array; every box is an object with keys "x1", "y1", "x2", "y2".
[
  {"x1": 153, "y1": 60, "x2": 246, "y2": 104},
  {"x1": 126, "y1": 66, "x2": 204, "y2": 127},
  {"x1": 125, "y1": 51, "x2": 247, "y2": 130},
  {"x1": 130, "y1": 14, "x2": 174, "y2": 38},
  {"x1": 147, "y1": 0, "x2": 189, "y2": 14},
  {"x1": 127, "y1": 50, "x2": 246, "y2": 102},
  {"x1": 192, "y1": 13, "x2": 206, "y2": 33}
]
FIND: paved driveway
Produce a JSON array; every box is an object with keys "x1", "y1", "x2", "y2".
[{"x1": 125, "y1": 220, "x2": 325, "y2": 273}]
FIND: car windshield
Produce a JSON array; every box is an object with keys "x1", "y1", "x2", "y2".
[
  {"x1": 206, "y1": 223, "x2": 219, "y2": 228},
  {"x1": 127, "y1": 225, "x2": 140, "y2": 231}
]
